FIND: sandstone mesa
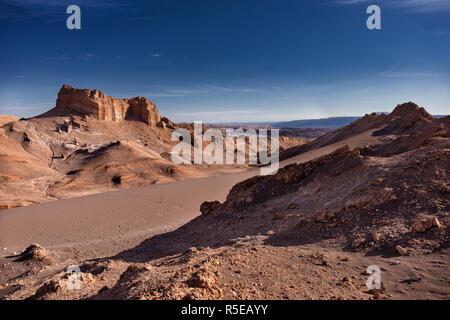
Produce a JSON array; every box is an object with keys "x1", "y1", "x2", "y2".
[{"x1": 48, "y1": 84, "x2": 161, "y2": 126}]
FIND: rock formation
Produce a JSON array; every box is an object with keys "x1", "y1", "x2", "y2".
[
  {"x1": 54, "y1": 84, "x2": 161, "y2": 126},
  {"x1": 16, "y1": 244, "x2": 48, "y2": 262}
]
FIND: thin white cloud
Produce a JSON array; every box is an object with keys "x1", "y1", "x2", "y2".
[
  {"x1": 6, "y1": 0, "x2": 126, "y2": 8},
  {"x1": 42, "y1": 53, "x2": 96, "y2": 62},
  {"x1": 174, "y1": 109, "x2": 259, "y2": 122},
  {"x1": 1, "y1": 0, "x2": 127, "y2": 22},
  {"x1": 0, "y1": 102, "x2": 53, "y2": 117},
  {"x1": 178, "y1": 110, "x2": 257, "y2": 117},
  {"x1": 203, "y1": 84, "x2": 266, "y2": 94},
  {"x1": 78, "y1": 53, "x2": 96, "y2": 61},
  {"x1": 379, "y1": 71, "x2": 444, "y2": 78},
  {"x1": 334, "y1": 0, "x2": 450, "y2": 12},
  {"x1": 378, "y1": 65, "x2": 446, "y2": 78},
  {"x1": 391, "y1": 0, "x2": 450, "y2": 12},
  {"x1": 240, "y1": 88, "x2": 266, "y2": 93},
  {"x1": 432, "y1": 30, "x2": 450, "y2": 36},
  {"x1": 145, "y1": 84, "x2": 267, "y2": 98},
  {"x1": 336, "y1": 0, "x2": 368, "y2": 3},
  {"x1": 145, "y1": 93, "x2": 185, "y2": 97},
  {"x1": 0, "y1": 74, "x2": 27, "y2": 79},
  {"x1": 42, "y1": 54, "x2": 70, "y2": 61},
  {"x1": 145, "y1": 88, "x2": 207, "y2": 97}
]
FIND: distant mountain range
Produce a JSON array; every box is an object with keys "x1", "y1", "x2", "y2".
[
  {"x1": 272, "y1": 117, "x2": 364, "y2": 129},
  {"x1": 211, "y1": 114, "x2": 448, "y2": 130}
]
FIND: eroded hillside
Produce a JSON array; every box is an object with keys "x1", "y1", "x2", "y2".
[
  {"x1": 0, "y1": 85, "x2": 308, "y2": 208},
  {"x1": 1, "y1": 103, "x2": 448, "y2": 300}
]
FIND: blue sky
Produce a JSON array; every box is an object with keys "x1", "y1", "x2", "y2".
[{"x1": 0, "y1": 0, "x2": 449, "y2": 122}]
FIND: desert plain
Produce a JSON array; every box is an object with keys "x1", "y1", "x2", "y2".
[{"x1": 0, "y1": 85, "x2": 448, "y2": 300}]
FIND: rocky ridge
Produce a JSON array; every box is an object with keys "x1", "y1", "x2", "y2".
[{"x1": 43, "y1": 84, "x2": 161, "y2": 126}]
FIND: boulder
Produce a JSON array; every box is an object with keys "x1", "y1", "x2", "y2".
[
  {"x1": 412, "y1": 221, "x2": 426, "y2": 233},
  {"x1": 395, "y1": 245, "x2": 408, "y2": 256},
  {"x1": 200, "y1": 201, "x2": 222, "y2": 215},
  {"x1": 17, "y1": 243, "x2": 48, "y2": 261},
  {"x1": 412, "y1": 217, "x2": 442, "y2": 233}
]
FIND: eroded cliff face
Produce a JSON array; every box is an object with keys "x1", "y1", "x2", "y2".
[{"x1": 55, "y1": 84, "x2": 161, "y2": 126}]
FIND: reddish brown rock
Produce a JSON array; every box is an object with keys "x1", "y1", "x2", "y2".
[
  {"x1": 200, "y1": 201, "x2": 222, "y2": 215},
  {"x1": 412, "y1": 217, "x2": 442, "y2": 233},
  {"x1": 17, "y1": 243, "x2": 48, "y2": 262},
  {"x1": 32, "y1": 280, "x2": 64, "y2": 299},
  {"x1": 395, "y1": 245, "x2": 408, "y2": 256},
  {"x1": 54, "y1": 84, "x2": 161, "y2": 126},
  {"x1": 412, "y1": 221, "x2": 426, "y2": 233},
  {"x1": 187, "y1": 267, "x2": 220, "y2": 289}
]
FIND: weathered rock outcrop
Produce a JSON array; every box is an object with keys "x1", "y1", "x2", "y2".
[
  {"x1": 16, "y1": 243, "x2": 48, "y2": 262},
  {"x1": 0, "y1": 115, "x2": 19, "y2": 126},
  {"x1": 54, "y1": 84, "x2": 161, "y2": 126}
]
